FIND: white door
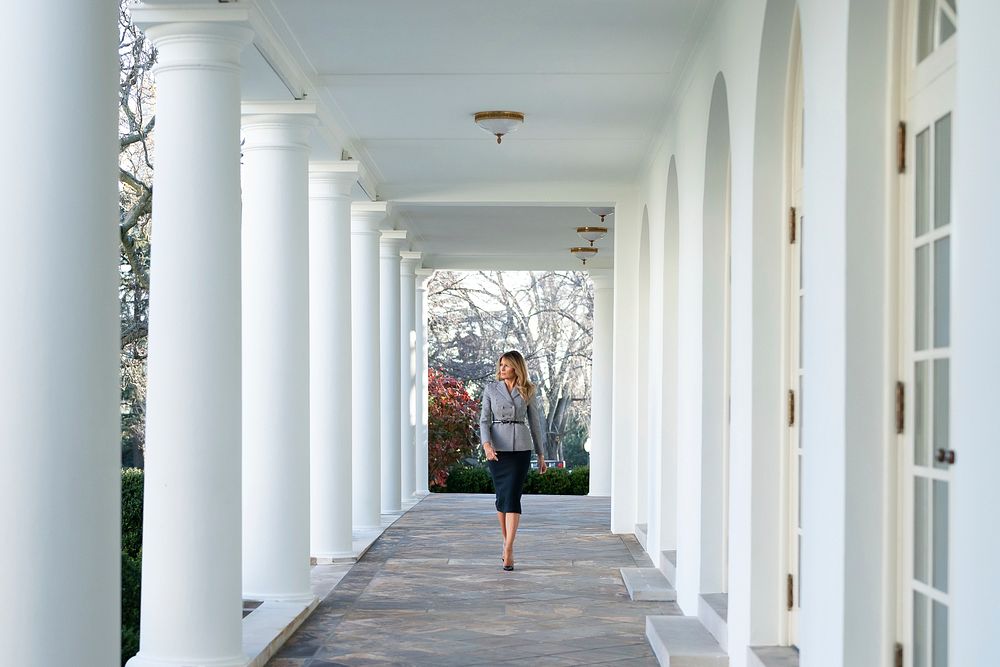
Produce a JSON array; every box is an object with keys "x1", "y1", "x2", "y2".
[
  {"x1": 899, "y1": 2, "x2": 956, "y2": 665},
  {"x1": 784, "y1": 21, "x2": 804, "y2": 646}
]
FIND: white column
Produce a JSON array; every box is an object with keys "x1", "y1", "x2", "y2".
[
  {"x1": 399, "y1": 251, "x2": 422, "y2": 500},
  {"x1": 127, "y1": 7, "x2": 253, "y2": 666},
  {"x1": 952, "y1": 2, "x2": 1000, "y2": 665},
  {"x1": 414, "y1": 268, "x2": 435, "y2": 495},
  {"x1": 0, "y1": 4, "x2": 119, "y2": 664},
  {"x1": 241, "y1": 103, "x2": 316, "y2": 601},
  {"x1": 380, "y1": 230, "x2": 407, "y2": 512},
  {"x1": 351, "y1": 202, "x2": 388, "y2": 529},
  {"x1": 309, "y1": 162, "x2": 359, "y2": 560},
  {"x1": 589, "y1": 270, "x2": 614, "y2": 496}
]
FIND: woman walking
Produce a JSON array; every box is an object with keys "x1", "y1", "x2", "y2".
[{"x1": 479, "y1": 350, "x2": 547, "y2": 571}]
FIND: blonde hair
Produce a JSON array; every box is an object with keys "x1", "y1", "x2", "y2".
[{"x1": 496, "y1": 350, "x2": 536, "y2": 403}]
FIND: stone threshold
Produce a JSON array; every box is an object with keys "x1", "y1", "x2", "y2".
[
  {"x1": 241, "y1": 497, "x2": 423, "y2": 666},
  {"x1": 621, "y1": 567, "x2": 677, "y2": 601},
  {"x1": 749, "y1": 645, "x2": 799, "y2": 667}
]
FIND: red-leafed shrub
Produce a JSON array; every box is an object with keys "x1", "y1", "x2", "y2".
[{"x1": 428, "y1": 368, "x2": 479, "y2": 488}]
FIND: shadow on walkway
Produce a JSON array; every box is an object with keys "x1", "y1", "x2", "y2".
[{"x1": 269, "y1": 494, "x2": 679, "y2": 666}]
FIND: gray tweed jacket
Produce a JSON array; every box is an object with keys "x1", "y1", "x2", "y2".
[{"x1": 478, "y1": 380, "x2": 546, "y2": 456}]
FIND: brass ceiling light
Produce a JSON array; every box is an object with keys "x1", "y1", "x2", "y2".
[
  {"x1": 587, "y1": 206, "x2": 614, "y2": 223},
  {"x1": 474, "y1": 111, "x2": 525, "y2": 144},
  {"x1": 570, "y1": 246, "x2": 599, "y2": 265},
  {"x1": 576, "y1": 226, "x2": 608, "y2": 247}
]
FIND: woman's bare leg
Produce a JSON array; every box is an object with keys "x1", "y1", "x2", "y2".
[
  {"x1": 503, "y1": 513, "x2": 521, "y2": 566},
  {"x1": 496, "y1": 511, "x2": 507, "y2": 549}
]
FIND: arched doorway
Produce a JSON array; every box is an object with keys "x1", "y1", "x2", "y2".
[{"x1": 701, "y1": 73, "x2": 732, "y2": 597}]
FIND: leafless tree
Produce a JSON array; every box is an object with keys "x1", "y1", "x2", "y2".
[
  {"x1": 119, "y1": 0, "x2": 156, "y2": 466},
  {"x1": 427, "y1": 271, "x2": 594, "y2": 460}
]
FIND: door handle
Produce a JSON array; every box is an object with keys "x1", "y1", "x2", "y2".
[{"x1": 935, "y1": 448, "x2": 956, "y2": 465}]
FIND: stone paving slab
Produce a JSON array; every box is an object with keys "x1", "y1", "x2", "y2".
[{"x1": 268, "y1": 494, "x2": 679, "y2": 666}]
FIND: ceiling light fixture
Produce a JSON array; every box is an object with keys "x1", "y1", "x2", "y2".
[
  {"x1": 571, "y1": 246, "x2": 599, "y2": 265},
  {"x1": 587, "y1": 206, "x2": 614, "y2": 223},
  {"x1": 576, "y1": 226, "x2": 608, "y2": 247},
  {"x1": 474, "y1": 110, "x2": 525, "y2": 144}
]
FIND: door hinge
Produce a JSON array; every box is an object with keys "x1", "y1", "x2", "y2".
[
  {"x1": 895, "y1": 381, "x2": 905, "y2": 434},
  {"x1": 787, "y1": 573, "x2": 794, "y2": 610},
  {"x1": 789, "y1": 206, "x2": 797, "y2": 244},
  {"x1": 788, "y1": 389, "x2": 796, "y2": 427},
  {"x1": 897, "y1": 121, "x2": 907, "y2": 174},
  {"x1": 894, "y1": 642, "x2": 903, "y2": 667}
]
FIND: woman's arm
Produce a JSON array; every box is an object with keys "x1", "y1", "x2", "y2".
[
  {"x1": 526, "y1": 394, "x2": 547, "y2": 459},
  {"x1": 478, "y1": 385, "x2": 493, "y2": 449}
]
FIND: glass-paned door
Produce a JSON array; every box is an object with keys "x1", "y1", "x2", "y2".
[
  {"x1": 785, "y1": 25, "x2": 804, "y2": 647},
  {"x1": 901, "y1": 3, "x2": 955, "y2": 665}
]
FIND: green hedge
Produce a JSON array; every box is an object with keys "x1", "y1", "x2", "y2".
[
  {"x1": 121, "y1": 468, "x2": 144, "y2": 666},
  {"x1": 444, "y1": 465, "x2": 589, "y2": 495}
]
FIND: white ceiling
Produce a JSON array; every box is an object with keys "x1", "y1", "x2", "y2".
[
  {"x1": 397, "y1": 205, "x2": 615, "y2": 270},
  {"x1": 232, "y1": 0, "x2": 712, "y2": 268}
]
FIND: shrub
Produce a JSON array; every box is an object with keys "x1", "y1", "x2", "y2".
[
  {"x1": 121, "y1": 468, "x2": 144, "y2": 559},
  {"x1": 444, "y1": 465, "x2": 495, "y2": 493},
  {"x1": 428, "y1": 369, "x2": 479, "y2": 488},
  {"x1": 568, "y1": 466, "x2": 590, "y2": 495},
  {"x1": 441, "y1": 464, "x2": 590, "y2": 495},
  {"x1": 121, "y1": 468, "x2": 144, "y2": 665},
  {"x1": 121, "y1": 551, "x2": 142, "y2": 665}
]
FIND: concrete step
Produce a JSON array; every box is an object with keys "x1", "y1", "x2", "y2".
[
  {"x1": 646, "y1": 616, "x2": 729, "y2": 667},
  {"x1": 635, "y1": 523, "x2": 649, "y2": 549},
  {"x1": 620, "y1": 567, "x2": 677, "y2": 601},
  {"x1": 660, "y1": 550, "x2": 677, "y2": 587},
  {"x1": 748, "y1": 646, "x2": 799, "y2": 667},
  {"x1": 698, "y1": 593, "x2": 729, "y2": 653}
]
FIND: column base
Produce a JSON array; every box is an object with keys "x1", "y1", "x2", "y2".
[
  {"x1": 413, "y1": 490, "x2": 431, "y2": 497},
  {"x1": 589, "y1": 490, "x2": 611, "y2": 497},
  {"x1": 127, "y1": 653, "x2": 246, "y2": 667}
]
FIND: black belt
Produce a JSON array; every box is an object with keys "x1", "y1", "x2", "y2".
[{"x1": 492, "y1": 420, "x2": 524, "y2": 424}]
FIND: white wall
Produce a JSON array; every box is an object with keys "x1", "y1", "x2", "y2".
[{"x1": 951, "y1": 2, "x2": 1000, "y2": 665}]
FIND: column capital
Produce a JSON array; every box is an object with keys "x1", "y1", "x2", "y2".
[
  {"x1": 415, "y1": 268, "x2": 435, "y2": 291},
  {"x1": 589, "y1": 269, "x2": 614, "y2": 290},
  {"x1": 241, "y1": 102, "x2": 317, "y2": 152},
  {"x1": 379, "y1": 230, "x2": 408, "y2": 258},
  {"x1": 309, "y1": 161, "x2": 360, "y2": 200},
  {"x1": 400, "y1": 251, "x2": 422, "y2": 275},
  {"x1": 351, "y1": 201, "x2": 390, "y2": 234},
  {"x1": 132, "y1": 5, "x2": 253, "y2": 73}
]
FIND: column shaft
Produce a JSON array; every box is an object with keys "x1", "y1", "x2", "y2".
[
  {"x1": 379, "y1": 231, "x2": 406, "y2": 512},
  {"x1": 241, "y1": 105, "x2": 316, "y2": 601},
  {"x1": 127, "y1": 12, "x2": 252, "y2": 666},
  {"x1": 351, "y1": 203, "x2": 388, "y2": 529},
  {"x1": 309, "y1": 163, "x2": 358, "y2": 559},
  {"x1": 589, "y1": 271, "x2": 614, "y2": 496},
  {"x1": 0, "y1": 3, "x2": 119, "y2": 664},
  {"x1": 399, "y1": 253, "x2": 421, "y2": 500},
  {"x1": 414, "y1": 269, "x2": 434, "y2": 495}
]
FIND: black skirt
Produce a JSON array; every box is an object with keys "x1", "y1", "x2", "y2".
[{"x1": 487, "y1": 450, "x2": 532, "y2": 513}]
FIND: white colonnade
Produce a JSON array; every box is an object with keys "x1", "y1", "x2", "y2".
[
  {"x1": 240, "y1": 103, "x2": 316, "y2": 602},
  {"x1": 414, "y1": 268, "x2": 435, "y2": 495},
  {"x1": 127, "y1": 7, "x2": 253, "y2": 666},
  {"x1": 351, "y1": 203, "x2": 389, "y2": 529},
  {"x1": 399, "y1": 251, "x2": 422, "y2": 500},
  {"x1": 379, "y1": 230, "x2": 407, "y2": 512},
  {"x1": 0, "y1": 3, "x2": 120, "y2": 664},
  {"x1": 309, "y1": 162, "x2": 360, "y2": 561},
  {"x1": 589, "y1": 269, "x2": 615, "y2": 496}
]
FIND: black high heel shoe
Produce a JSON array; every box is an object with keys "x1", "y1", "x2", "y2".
[{"x1": 502, "y1": 548, "x2": 514, "y2": 571}]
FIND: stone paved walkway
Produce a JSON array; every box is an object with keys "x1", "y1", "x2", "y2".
[{"x1": 268, "y1": 494, "x2": 680, "y2": 666}]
